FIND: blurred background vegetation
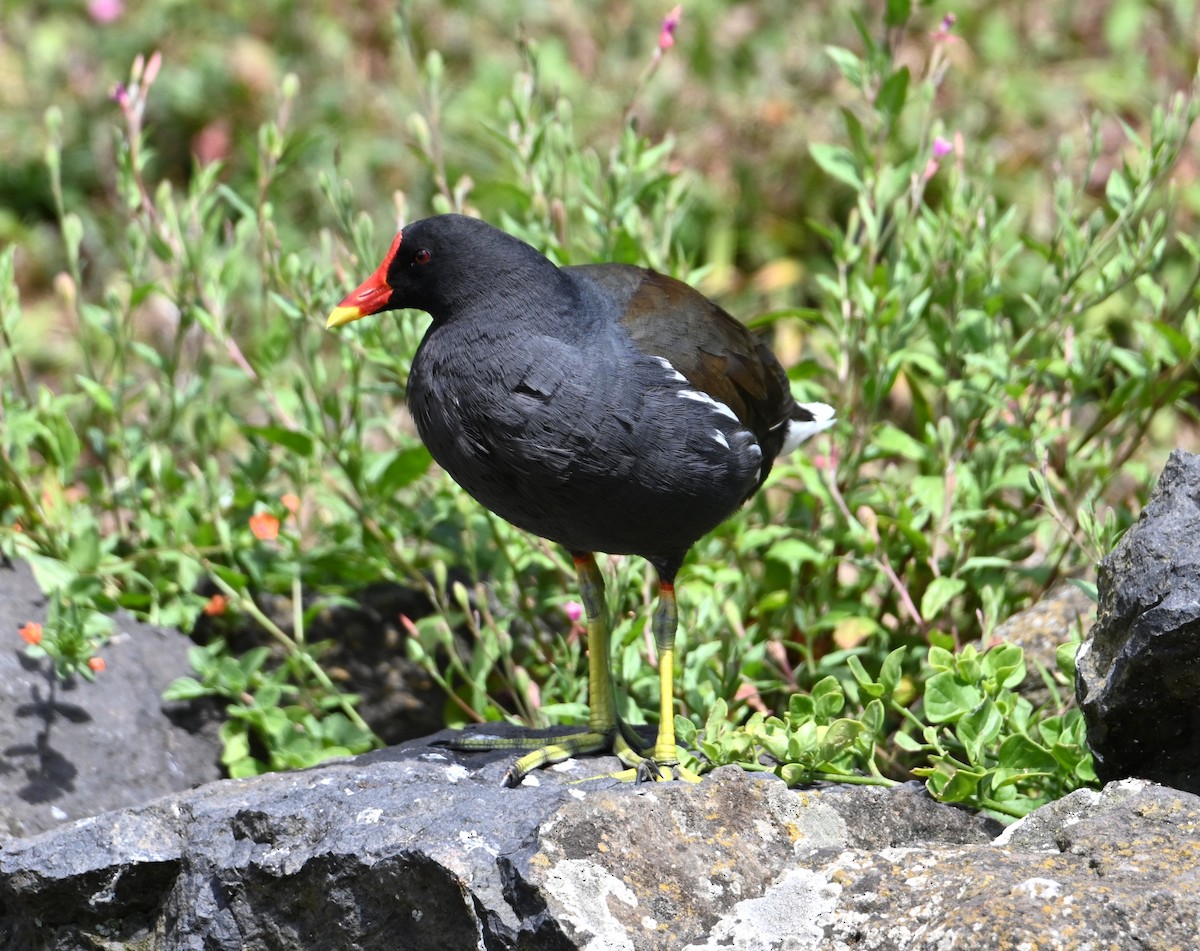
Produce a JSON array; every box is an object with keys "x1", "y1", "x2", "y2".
[
  {"x1": 7, "y1": 0, "x2": 1198, "y2": 316},
  {"x1": 2, "y1": 0, "x2": 1199, "y2": 814}
]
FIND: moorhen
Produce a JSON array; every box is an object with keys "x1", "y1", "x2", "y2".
[{"x1": 327, "y1": 214, "x2": 834, "y2": 784}]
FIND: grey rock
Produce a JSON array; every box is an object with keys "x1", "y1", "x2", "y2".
[
  {"x1": 0, "y1": 559, "x2": 222, "y2": 840},
  {"x1": 1076, "y1": 449, "x2": 1200, "y2": 793},
  {"x1": 2, "y1": 735, "x2": 1195, "y2": 950}
]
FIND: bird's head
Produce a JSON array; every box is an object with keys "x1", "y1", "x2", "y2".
[{"x1": 326, "y1": 214, "x2": 557, "y2": 329}]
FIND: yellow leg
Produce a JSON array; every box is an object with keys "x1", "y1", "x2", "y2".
[
  {"x1": 448, "y1": 553, "x2": 642, "y2": 785},
  {"x1": 446, "y1": 553, "x2": 696, "y2": 785},
  {"x1": 578, "y1": 552, "x2": 618, "y2": 736},
  {"x1": 652, "y1": 580, "x2": 679, "y2": 765}
]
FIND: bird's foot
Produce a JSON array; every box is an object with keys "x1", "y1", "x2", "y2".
[
  {"x1": 438, "y1": 726, "x2": 624, "y2": 786},
  {"x1": 612, "y1": 759, "x2": 701, "y2": 784},
  {"x1": 438, "y1": 721, "x2": 697, "y2": 786}
]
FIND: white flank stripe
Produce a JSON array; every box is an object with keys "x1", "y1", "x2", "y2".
[
  {"x1": 651, "y1": 355, "x2": 687, "y2": 383},
  {"x1": 712, "y1": 430, "x2": 730, "y2": 450},
  {"x1": 678, "y1": 389, "x2": 739, "y2": 422}
]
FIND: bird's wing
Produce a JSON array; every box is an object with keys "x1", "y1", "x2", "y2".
[{"x1": 567, "y1": 264, "x2": 794, "y2": 448}]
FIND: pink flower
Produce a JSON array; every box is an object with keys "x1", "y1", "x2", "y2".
[
  {"x1": 933, "y1": 12, "x2": 957, "y2": 43},
  {"x1": 88, "y1": 0, "x2": 124, "y2": 23},
  {"x1": 564, "y1": 601, "x2": 584, "y2": 624},
  {"x1": 143, "y1": 50, "x2": 163, "y2": 88},
  {"x1": 658, "y1": 4, "x2": 683, "y2": 51},
  {"x1": 924, "y1": 135, "x2": 958, "y2": 180}
]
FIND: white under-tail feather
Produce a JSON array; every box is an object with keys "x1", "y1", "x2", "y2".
[{"x1": 781, "y1": 402, "x2": 836, "y2": 454}]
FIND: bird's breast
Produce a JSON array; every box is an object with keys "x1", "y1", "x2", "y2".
[{"x1": 406, "y1": 325, "x2": 766, "y2": 557}]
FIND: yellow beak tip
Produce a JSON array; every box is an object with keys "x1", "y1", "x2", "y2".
[{"x1": 325, "y1": 306, "x2": 363, "y2": 329}]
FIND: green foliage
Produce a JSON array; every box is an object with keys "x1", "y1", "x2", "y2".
[
  {"x1": 17, "y1": 589, "x2": 113, "y2": 682},
  {"x1": 801, "y1": 29, "x2": 1200, "y2": 650},
  {"x1": 1, "y1": 4, "x2": 1196, "y2": 806},
  {"x1": 679, "y1": 642, "x2": 1095, "y2": 821},
  {"x1": 905, "y1": 642, "x2": 1097, "y2": 818},
  {"x1": 165, "y1": 641, "x2": 376, "y2": 777}
]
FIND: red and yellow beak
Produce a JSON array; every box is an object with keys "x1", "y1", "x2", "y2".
[{"x1": 326, "y1": 233, "x2": 403, "y2": 328}]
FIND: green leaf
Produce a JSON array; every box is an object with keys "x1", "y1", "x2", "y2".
[
  {"x1": 997, "y1": 734, "x2": 1059, "y2": 772},
  {"x1": 765, "y1": 538, "x2": 823, "y2": 570},
  {"x1": 884, "y1": 0, "x2": 912, "y2": 27},
  {"x1": 927, "y1": 646, "x2": 956, "y2": 672},
  {"x1": 873, "y1": 423, "x2": 927, "y2": 462},
  {"x1": 841, "y1": 108, "x2": 869, "y2": 163},
  {"x1": 894, "y1": 730, "x2": 924, "y2": 753},
  {"x1": 809, "y1": 143, "x2": 863, "y2": 190},
  {"x1": 875, "y1": 67, "x2": 910, "y2": 123},
  {"x1": 370, "y1": 445, "x2": 434, "y2": 496},
  {"x1": 935, "y1": 767, "x2": 981, "y2": 803},
  {"x1": 1056, "y1": 642, "x2": 1081, "y2": 680},
  {"x1": 1135, "y1": 275, "x2": 1165, "y2": 314},
  {"x1": 956, "y1": 698, "x2": 1003, "y2": 763},
  {"x1": 823, "y1": 46, "x2": 865, "y2": 90},
  {"x1": 216, "y1": 183, "x2": 257, "y2": 220},
  {"x1": 25, "y1": 553, "x2": 78, "y2": 593},
  {"x1": 811, "y1": 676, "x2": 845, "y2": 720},
  {"x1": 817, "y1": 718, "x2": 865, "y2": 762},
  {"x1": 920, "y1": 577, "x2": 966, "y2": 622},
  {"x1": 924, "y1": 671, "x2": 983, "y2": 723},
  {"x1": 787, "y1": 693, "x2": 816, "y2": 721},
  {"x1": 62, "y1": 213, "x2": 84, "y2": 272},
  {"x1": 67, "y1": 525, "x2": 101, "y2": 573},
  {"x1": 163, "y1": 676, "x2": 210, "y2": 701},
  {"x1": 242, "y1": 424, "x2": 315, "y2": 458},
  {"x1": 74, "y1": 376, "x2": 115, "y2": 415},
  {"x1": 878, "y1": 647, "x2": 905, "y2": 696},
  {"x1": 846, "y1": 654, "x2": 883, "y2": 699},
  {"x1": 1105, "y1": 169, "x2": 1131, "y2": 212},
  {"x1": 208, "y1": 564, "x2": 249, "y2": 590},
  {"x1": 982, "y1": 643, "x2": 1026, "y2": 690},
  {"x1": 861, "y1": 699, "x2": 885, "y2": 739},
  {"x1": 219, "y1": 720, "x2": 255, "y2": 770}
]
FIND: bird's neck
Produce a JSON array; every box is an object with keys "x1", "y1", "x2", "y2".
[{"x1": 433, "y1": 258, "x2": 579, "y2": 333}]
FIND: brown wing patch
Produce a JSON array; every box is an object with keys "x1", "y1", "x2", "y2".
[
  {"x1": 566, "y1": 263, "x2": 795, "y2": 452},
  {"x1": 618, "y1": 270, "x2": 790, "y2": 436}
]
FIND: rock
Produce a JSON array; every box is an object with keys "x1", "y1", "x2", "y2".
[
  {"x1": 0, "y1": 559, "x2": 223, "y2": 840},
  {"x1": 1, "y1": 732, "x2": 1195, "y2": 950},
  {"x1": 1076, "y1": 449, "x2": 1200, "y2": 793}
]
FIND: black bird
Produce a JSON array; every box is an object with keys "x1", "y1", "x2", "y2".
[{"x1": 328, "y1": 214, "x2": 834, "y2": 784}]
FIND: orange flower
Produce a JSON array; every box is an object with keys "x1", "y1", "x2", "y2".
[
  {"x1": 88, "y1": 657, "x2": 106, "y2": 673},
  {"x1": 281, "y1": 493, "x2": 301, "y2": 516},
  {"x1": 249, "y1": 512, "x2": 280, "y2": 541},
  {"x1": 203, "y1": 593, "x2": 229, "y2": 616},
  {"x1": 19, "y1": 622, "x2": 43, "y2": 645}
]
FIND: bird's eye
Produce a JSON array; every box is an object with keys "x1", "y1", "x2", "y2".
[{"x1": 414, "y1": 248, "x2": 432, "y2": 265}]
